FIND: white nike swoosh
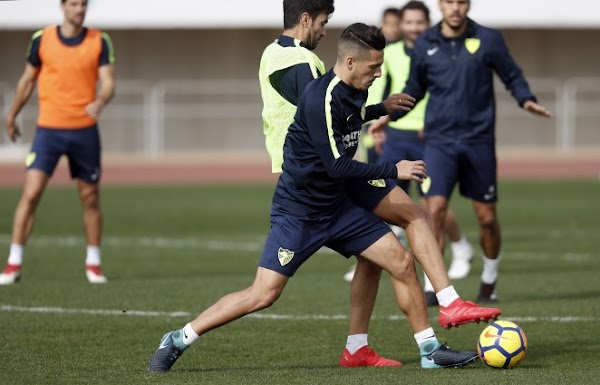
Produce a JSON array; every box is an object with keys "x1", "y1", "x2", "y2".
[
  {"x1": 158, "y1": 343, "x2": 169, "y2": 350},
  {"x1": 346, "y1": 114, "x2": 353, "y2": 121},
  {"x1": 427, "y1": 47, "x2": 439, "y2": 56}
]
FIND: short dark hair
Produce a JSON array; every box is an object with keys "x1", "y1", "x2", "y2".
[
  {"x1": 338, "y1": 23, "x2": 386, "y2": 56},
  {"x1": 283, "y1": 0, "x2": 335, "y2": 30},
  {"x1": 382, "y1": 7, "x2": 401, "y2": 19},
  {"x1": 399, "y1": 1, "x2": 430, "y2": 22}
]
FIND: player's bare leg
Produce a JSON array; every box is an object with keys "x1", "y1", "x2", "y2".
[
  {"x1": 0, "y1": 169, "x2": 49, "y2": 285},
  {"x1": 78, "y1": 179, "x2": 107, "y2": 283},
  {"x1": 348, "y1": 257, "x2": 381, "y2": 335},
  {"x1": 473, "y1": 201, "x2": 501, "y2": 302},
  {"x1": 340, "y1": 254, "x2": 402, "y2": 367},
  {"x1": 375, "y1": 188, "x2": 500, "y2": 328},
  {"x1": 359, "y1": 232, "x2": 478, "y2": 368},
  {"x1": 373, "y1": 187, "x2": 450, "y2": 291},
  {"x1": 148, "y1": 267, "x2": 288, "y2": 372},
  {"x1": 419, "y1": 197, "x2": 473, "y2": 281}
]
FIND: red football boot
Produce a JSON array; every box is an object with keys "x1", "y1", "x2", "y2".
[
  {"x1": 339, "y1": 346, "x2": 403, "y2": 367},
  {"x1": 439, "y1": 298, "x2": 501, "y2": 329}
]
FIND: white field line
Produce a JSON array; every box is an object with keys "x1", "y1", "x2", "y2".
[
  {"x1": 0, "y1": 305, "x2": 597, "y2": 323},
  {"x1": 0, "y1": 234, "x2": 593, "y2": 260},
  {"x1": 0, "y1": 234, "x2": 338, "y2": 254}
]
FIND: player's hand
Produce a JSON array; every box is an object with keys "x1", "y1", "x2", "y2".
[
  {"x1": 383, "y1": 93, "x2": 415, "y2": 114},
  {"x1": 523, "y1": 100, "x2": 552, "y2": 118},
  {"x1": 85, "y1": 100, "x2": 104, "y2": 119},
  {"x1": 368, "y1": 116, "x2": 389, "y2": 146},
  {"x1": 395, "y1": 159, "x2": 427, "y2": 183},
  {"x1": 5, "y1": 116, "x2": 21, "y2": 142}
]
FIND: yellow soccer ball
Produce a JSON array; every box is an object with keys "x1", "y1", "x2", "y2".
[{"x1": 477, "y1": 320, "x2": 528, "y2": 369}]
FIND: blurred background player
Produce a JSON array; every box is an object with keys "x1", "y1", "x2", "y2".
[
  {"x1": 361, "y1": 1, "x2": 474, "y2": 304},
  {"x1": 0, "y1": 0, "x2": 115, "y2": 285},
  {"x1": 346, "y1": 5, "x2": 403, "y2": 282},
  {"x1": 380, "y1": 7, "x2": 403, "y2": 44},
  {"x1": 257, "y1": 0, "x2": 500, "y2": 365},
  {"x1": 390, "y1": 0, "x2": 553, "y2": 302},
  {"x1": 359, "y1": 6, "x2": 402, "y2": 168}
]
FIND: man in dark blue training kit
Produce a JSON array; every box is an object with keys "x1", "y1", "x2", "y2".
[
  {"x1": 387, "y1": 0, "x2": 553, "y2": 302},
  {"x1": 148, "y1": 23, "x2": 481, "y2": 373}
]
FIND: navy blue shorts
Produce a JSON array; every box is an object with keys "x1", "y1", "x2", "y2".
[
  {"x1": 28, "y1": 125, "x2": 101, "y2": 183},
  {"x1": 345, "y1": 179, "x2": 396, "y2": 212},
  {"x1": 422, "y1": 141, "x2": 497, "y2": 202},
  {"x1": 258, "y1": 200, "x2": 391, "y2": 277},
  {"x1": 378, "y1": 129, "x2": 424, "y2": 195}
]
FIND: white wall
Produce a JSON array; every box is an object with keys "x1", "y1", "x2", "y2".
[{"x1": 1, "y1": 0, "x2": 599, "y2": 30}]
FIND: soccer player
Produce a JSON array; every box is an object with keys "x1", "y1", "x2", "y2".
[
  {"x1": 390, "y1": 0, "x2": 553, "y2": 302},
  {"x1": 359, "y1": 7, "x2": 402, "y2": 167},
  {"x1": 148, "y1": 24, "x2": 480, "y2": 373},
  {"x1": 366, "y1": 1, "x2": 474, "y2": 305},
  {"x1": 380, "y1": 7, "x2": 402, "y2": 44},
  {"x1": 258, "y1": 0, "x2": 499, "y2": 366},
  {"x1": 0, "y1": 0, "x2": 115, "y2": 285}
]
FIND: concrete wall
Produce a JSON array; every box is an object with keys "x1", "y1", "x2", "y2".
[{"x1": 1, "y1": 28, "x2": 599, "y2": 153}]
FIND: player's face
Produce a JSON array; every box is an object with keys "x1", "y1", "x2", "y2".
[
  {"x1": 401, "y1": 9, "x2": 429, "y2": 45},
  {"x1": 439, "y1": 0, "x2": 470, "y2": 30},
  {"x1": 62, "y1": 0, "x2": 88, "y2": 27},
  {"x1": 351, "y1": 50, "x2": 384, "y2": 91},
  {"x1": 305, "y1": 12, "x2": 330, "y2": 50},
  {"x1": 381, "y1": 13, "x2": 401, "y2": 42}
]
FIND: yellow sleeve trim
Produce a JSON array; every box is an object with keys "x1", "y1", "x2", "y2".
[{"x1": 101, "y1": 32, "x2": 116, "y2": 64}]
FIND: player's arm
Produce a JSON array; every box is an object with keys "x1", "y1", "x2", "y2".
[
  {"x1": 270, "y1": 63, "x2": 318, "y2": 106},
  {"x1": 363, "y1": 93, "x2": 415, "y2": 139},
  {"x1": 307, "y1": 95, "x2": 425, "y2": 182},
  {"x1": 5, "y1": 63, "x2": 40, "y2": 142},
  {"x1": 86, "y1": 33, "x2": 116, "y2": 119},
  {"x1": 364, "y1": 92, "x2": 415, "y2": 122},
  {"x1": 5, "y1": 29, "x2": 43, "y2": 143},
  {"x1": 389, "y1": 45, "x2": 428, "y2": 122},
  {"x1": 491, "y1": 31, "x2": 552, "y2": 118}
]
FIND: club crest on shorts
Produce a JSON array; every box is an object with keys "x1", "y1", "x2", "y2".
[
  {"x1": 420, "y1": 176, "x2": 431, "y2": 194},
  {"x1": 25, "y1": 152, "x2": 36, "y2": 167},
  {"x1": 367, "y1": 179, "x2": 386, "y2": 188},
  {"x1": 278, "y1": 247, "x2": 295, "y2": 266}
]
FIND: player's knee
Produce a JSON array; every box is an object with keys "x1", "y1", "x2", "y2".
[
  {"x1": 250, "y1": 287, "x2": 282, "y2": 311},
  {"x1": 20, "y1": 189, "x2": 43, "y2": 209},
  {"x1": 356, "y1": 257, "x2": 383, "y2": 278},
  {"x1": 387, "y1": 248, "x2": 416, "y2": 281},
  {"x1": 79, "y1": 190, "x2": 100, "y2": 210},
  {"x1": 427, "y1": 202, "x2": 446, "y2": 219},
  {"x1": 408, "y1": 204, "x2": 428, "y2": 223},
  {"x1": 477, "y1": 212, "x2": 498, "y2": 230}
]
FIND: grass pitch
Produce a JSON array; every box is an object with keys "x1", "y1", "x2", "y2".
[{"x1": 0, "y1": 180, "x2": 599, "y2": 385}]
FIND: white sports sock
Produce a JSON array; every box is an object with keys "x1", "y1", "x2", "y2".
[
  {"x1": 182, "y1": 323, "x2": 200, "y2": 346},
  {"x1": 7, "y1": 244, "x2": 24, "y2": 265},
  {"x1": 414, "y1": 327, "x2": 436, "y2": 346},
  {"x1": 481, "y1": 255, "x2": 500, "y2": 284},
  {"x1": 86, "y1": 245, "x2": 101, "y2": 266},
  {"x1": 423, "y1": 273, "x2": 434, "y2": 292},
  {"x1": 450, "y1": 236, "x2": 470, "y2": 258},
  {"x1": 390, "y1": 225, "x2": 405, "y2": 239},
  {"x1": 436, "y1": 285, "x2": 460, "y2": 307},
  {"x1": 346, "y1": 334, "x2": 368, "y2": 354}
]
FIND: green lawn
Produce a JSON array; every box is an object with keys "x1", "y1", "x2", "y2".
[{"x1": 0, "y1": 181, "x2": 599, "y2": 385}]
